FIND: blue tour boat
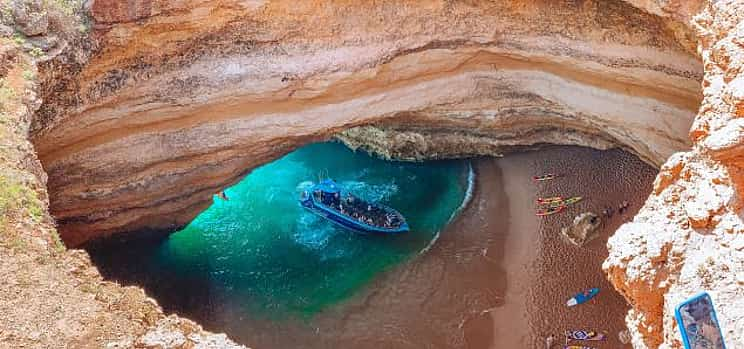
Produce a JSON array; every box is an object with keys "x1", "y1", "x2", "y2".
[{"x1": 299, "y1": 179, "x2": 410, "y2": 234}]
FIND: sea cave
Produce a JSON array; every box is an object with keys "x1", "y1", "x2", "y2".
[{"x1": 2, "y1": 0, "x2": 744, "y2": 348}]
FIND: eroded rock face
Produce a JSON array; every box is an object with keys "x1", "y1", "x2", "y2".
[
  {"x1": 14, "y1": 0, "x2": 744, "y2": 348},
  {"x1": 31, "y1": 0, "x2": 702, "y2": 246},
  {"x1": 0, "y1": 13, "x2": 245, "y2": 346},
  {"x1": 604, "y1": 1, "x2": 744, "y2": 347}
]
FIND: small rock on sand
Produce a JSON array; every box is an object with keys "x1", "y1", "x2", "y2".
[{"x1": 561, "y1": 212, "x2": 601, "y2": 246}]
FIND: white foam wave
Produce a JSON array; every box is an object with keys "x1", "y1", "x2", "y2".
[
  {"x1": 451, "y1": 161, "x2": 476, "y2": 222},
  {"x1": 339, "y1": 180, "x2": 399, "y2": 202},
  {"x1": 296, "y1": 181, "x2": 315, "y2": 192},
  {"x1": 418, "y1": 230, "x2": 441, "y2": 255},
  {"x1": 419, "y1": 162, "x2": 476, "y2": 255}
]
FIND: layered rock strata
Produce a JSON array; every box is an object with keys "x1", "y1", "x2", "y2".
[
  {"x1": 17, "y1": 0, "x2": 744, "y2": 347},
  {"x1": 31, "y1": 0, "x2": 702, "y2": 247},
  {"x1": 0, "y1": 11, "x2": 244, "y2": 346}
]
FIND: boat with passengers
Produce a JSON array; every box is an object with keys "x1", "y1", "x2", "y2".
[{"x1": 299, "y1": 179, "x2": 410, "y2": 234}]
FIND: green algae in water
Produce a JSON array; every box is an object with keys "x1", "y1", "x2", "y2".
[{"x1": 145, "y1": 142, "x2": 469, "y2": 318}]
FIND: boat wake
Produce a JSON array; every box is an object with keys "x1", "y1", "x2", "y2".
[
  {"x1": 293, "y1": 210, "x2": 339, "y2": 252},
  {"x1": 296, "y1": 180, "x2": 315, "y2": 193},
  {"x1": 419, "y1": 162, "x2": 475, "y2": 255},
  {"x1": 339, "y1": 180, "x2": 399, "y2": 202}
]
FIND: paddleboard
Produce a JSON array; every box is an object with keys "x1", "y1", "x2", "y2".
[{"x1": 566, "y1": 288, "x2": 599, "y2": 307}]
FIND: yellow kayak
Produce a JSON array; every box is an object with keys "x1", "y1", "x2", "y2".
[{"x1": 541, "y1": 196, "x2": 583, "y2": 207}]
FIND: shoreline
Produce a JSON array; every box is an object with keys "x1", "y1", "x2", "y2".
[
  {"x1": 85, "y1": 146, "x2": 657, "y2": 348},
  {"x1": 420, "y1": 161, "x2": 476, "y2": 256}
]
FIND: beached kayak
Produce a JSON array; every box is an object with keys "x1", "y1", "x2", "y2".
[
  {"x1": 536, "y1": 205, "x2": 565, "y2": 216},
  {"x1": 565, "y1": 330, "x2": 606, "y2": 341},
  {"x1": 532, "y1": 174, "x2": 556, "y2": 181},
  {"x1": 540, "y1": 196, "x2": 583, "y2": 208},
  {"x1": 562, "y1": 196, "x2": 583, "y2": 205},
  {"x1": 536, "y1": 196, "x2": 563, "y2": 204},
  {"x1": 566, "y1": 288, "x2": 599, "y2": 307}
]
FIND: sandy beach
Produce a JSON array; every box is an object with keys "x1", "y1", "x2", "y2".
[{"x1": 463, "y1": 146, "x2": 657, "y2": 348}]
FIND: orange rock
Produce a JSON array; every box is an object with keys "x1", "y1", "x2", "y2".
[
  {"x1": 91, "y1": 0, "x2": 155, "y2": 24},
  {"x1": 653, "y1": 153, "x2": 687, "y2": 195}
]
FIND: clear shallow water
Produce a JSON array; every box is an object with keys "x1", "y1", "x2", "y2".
[{"x1": 91, "y1": 142, "x2": 469, "y2": 320}]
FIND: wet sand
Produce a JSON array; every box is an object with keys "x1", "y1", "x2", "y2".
[
  {"x1": 88, "y1": 146, "x2": 657, "y2": 348},
  {"x1": 464, "y1": 146, "x2": 657, "y2": 348}
]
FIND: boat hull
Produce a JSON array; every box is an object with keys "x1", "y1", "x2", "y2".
[{"x1": 299, "y1": 189, "x2": 409, "y2": 235}]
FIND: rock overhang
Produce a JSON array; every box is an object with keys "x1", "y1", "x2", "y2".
[{"x1": 30, "y1": 0, "x2": 703, "y2": 246}]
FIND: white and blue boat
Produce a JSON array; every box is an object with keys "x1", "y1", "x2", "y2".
[{"x1": 299, "y1": 179, "x2": 409, "y2": 234}]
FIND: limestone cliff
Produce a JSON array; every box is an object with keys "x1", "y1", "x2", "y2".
[
  {"x1": 604, "y1": 1, "x2": 744, "y2": 347},
  {"x1": 30, "y1": 0, "x2": 701, "y2": 246},
  {"x1": 0, "y1": 2, "x2": 244, "y2": 348},
  {"x1": 4, "y1": 0, "x2": 744, "y2": 348}
]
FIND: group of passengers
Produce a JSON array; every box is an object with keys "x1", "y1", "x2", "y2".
[{"x1": 313, "y1": 190, "x2": 400, "y2": 228}]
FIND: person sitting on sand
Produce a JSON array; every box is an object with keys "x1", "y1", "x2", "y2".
[
  {"x1": 602, "y1": 206, "x2": 614, "y2": 218},
  {"x1": 618, "y1": 200, "x2": 630, "y2": 214},
  {"x1": 545, "y1": 335, "x2": 554, "y2": 349}
]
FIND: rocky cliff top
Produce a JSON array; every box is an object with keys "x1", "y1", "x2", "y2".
[{"x1": 604, "y1": 1, "x2": 744, "y2": 347}]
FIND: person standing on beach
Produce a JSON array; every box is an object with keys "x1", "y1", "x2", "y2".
[
  {"x1": 216, "y1": 191, "x2": 229, "y2": 201},
  {"x1": 603, "y1": 206, "x2": 614, "y2": 218},
  {"x1": 618, "y1": 200, "x2": 630, "y2": 213},
  {"x1": 545, "y1": 335, "x2": 554, "y2": 348}
]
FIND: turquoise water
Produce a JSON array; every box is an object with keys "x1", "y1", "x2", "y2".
[{"x1": 91, "y1": 142, "x2": 469, "y2": 320}]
